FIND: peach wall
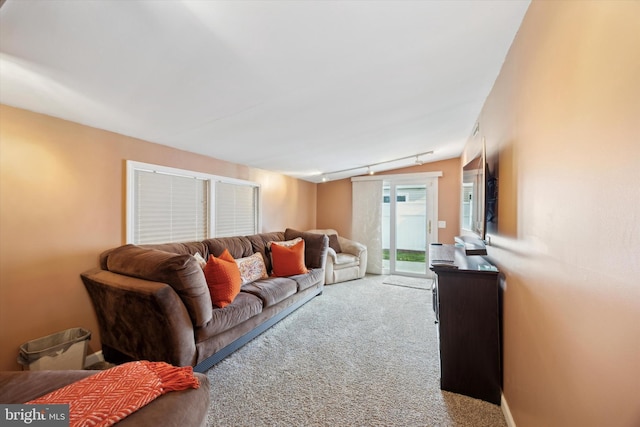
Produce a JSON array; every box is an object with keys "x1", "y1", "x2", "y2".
[
  {"x1": 465, "y1": 1, "x2": 640, "y2": 426},
  {"x1": 0, "y1": 105, "x2": 317, "y2": 371},
  {"x1": 316, "y1": 178, "x2": 353, "y2": 236},
  {"x1": 316, "y1": 157, "x2": 461, "y2": 244}
]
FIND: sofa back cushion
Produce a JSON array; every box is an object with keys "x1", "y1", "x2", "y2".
[
  {"x1": 105, "y1": 245, "x2": 212, "y2": 327},
  {"x1": 203, "y1": 233, "x2": 287, "y2": 276},
  {"x1": 246, "y1": 232, "x2": 285, "y2": 273},
  {"x1": 99, "y1": 241, "x2": 209, "y2": 270},
  {"x1": 203, "y1": 236, "x2": 253, "y2": 260},
  {"x1": 284, "y1": 228, "x2": 329, "y2": 269},
  {"x1": 141, "y1": 242, "x2": 210, "y2": 258}
]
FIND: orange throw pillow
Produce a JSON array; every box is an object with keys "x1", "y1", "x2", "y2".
[
  {"x1": 270, "y1": 239, "x2": 308, "y2": 277},
  {"x1": 203, "y1": 249, "x2": 242, "y2": 308}
]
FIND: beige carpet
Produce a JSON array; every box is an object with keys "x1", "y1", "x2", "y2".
[{"x1": 205, "y1": 274, "x2": 506, "y2": 426}]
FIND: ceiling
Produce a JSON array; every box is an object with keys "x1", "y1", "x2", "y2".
[{"x1": 0, "y1": 0, "x2": 529, "y2": 183}]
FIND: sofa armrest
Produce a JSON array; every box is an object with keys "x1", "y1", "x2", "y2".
[
  {"x1": 337, "y1": 237, "x2": 368, "y2": 278},
  {"x1": 0, "y1": 370, "x2": 211, "y2": 427},
  {"x1": 326, "y1": 247, "x2": 338, "y2": 262},
  {"x1": 81, "y1": 269, "x2": 197, "y2": 367},
  {"x1": 337, "y1": 237, "x2": 366, "y2": 258}
]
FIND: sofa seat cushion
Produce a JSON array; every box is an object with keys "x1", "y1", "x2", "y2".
[
  {"x1": 289, "y1": 268, "x2": 324, "y2": 292},
  {"x1": 196, "y1": 292, "x2": 263, "y2": 339},
  {"x1": 334, "y1": 253, "x2": 360, "y2": 269},
  {"x1": 241, "y1": 277, "x2": 297, "y2": 307}
]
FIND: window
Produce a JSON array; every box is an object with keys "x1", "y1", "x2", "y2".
[
  {"x1": 383, "y1": 194, "x2": 407, "y2": 203},
  {"x1": 127, "y1": 161, "x2": 260, "y2": 244},
  {"x1": 214, "y1": 181, "x2": 259, "y2": 237}
]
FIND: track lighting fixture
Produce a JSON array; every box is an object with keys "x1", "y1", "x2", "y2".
[{"x1": 319, "y1": 150, "x2": 434, "y2": 182}]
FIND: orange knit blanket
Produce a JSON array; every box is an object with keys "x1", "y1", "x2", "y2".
[{"x1": 27, "y1": 361, "x2": 200, "y2": 427}]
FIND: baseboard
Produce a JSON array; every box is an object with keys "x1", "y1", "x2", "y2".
[
  {"x1": 501, "y1": 393, "x2": 516, "y2": 427},
  {"x1": 84, "y1": 350, "x2": 104, "y2": 368}
]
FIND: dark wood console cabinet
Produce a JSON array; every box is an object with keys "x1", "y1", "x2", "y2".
[{"x1": 429, "y1": 243, "x2": 501, "y2": 404}]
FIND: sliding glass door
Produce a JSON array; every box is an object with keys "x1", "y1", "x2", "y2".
[{"x1": 382, "y1": 178, "x2": 437, "y2": 277}]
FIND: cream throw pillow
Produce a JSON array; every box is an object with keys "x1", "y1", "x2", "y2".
[{"x1": 235, "y1": 252, "x2": 268, "y2": 285}]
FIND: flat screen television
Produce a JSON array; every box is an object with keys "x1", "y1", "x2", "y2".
[
  {"x1": 485, "y1": 143, "x2": 498, "y2": 237},
  {"x1": 461, "y1": 145, "x2": 486, "y2": 239},
  {"x1": 460, "y1": 137, "x2": 498, "y2": 241}
]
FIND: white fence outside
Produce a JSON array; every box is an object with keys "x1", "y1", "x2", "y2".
[{"x1": 382, "y1": 200, "x2": 427, "y2": 252}]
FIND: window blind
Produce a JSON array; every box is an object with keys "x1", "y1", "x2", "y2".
[
  {"x1": 214, "y1": 181, "x2": 258, "y2": 237},
  {"x1": 133, "y1": 170, "x2": 208, "y2": 244}
]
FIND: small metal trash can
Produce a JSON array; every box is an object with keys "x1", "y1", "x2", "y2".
[{"x1": 17, "y1": 327, "x2": 91, "y2": 371}]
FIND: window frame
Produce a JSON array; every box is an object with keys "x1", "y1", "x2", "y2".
[{"x1": 126, "y1": 160, "x2": 261, "y2": 244}]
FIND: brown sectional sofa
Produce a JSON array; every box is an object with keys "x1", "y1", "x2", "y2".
[
  {"x1": 80, "y1": 229, "x2": 328, "y2": 372},
  {"x1": 0, "y1": 370, "x2": 210, "y2": 427}
]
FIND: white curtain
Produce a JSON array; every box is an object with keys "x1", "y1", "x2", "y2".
[{"x1": 352, "y1": 179, "x2": 383, "y2": 274}]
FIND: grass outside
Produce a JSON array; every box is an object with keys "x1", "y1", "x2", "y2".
[{"x1": 382, "y1": 249, "x2": 426, "y2": 262}]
